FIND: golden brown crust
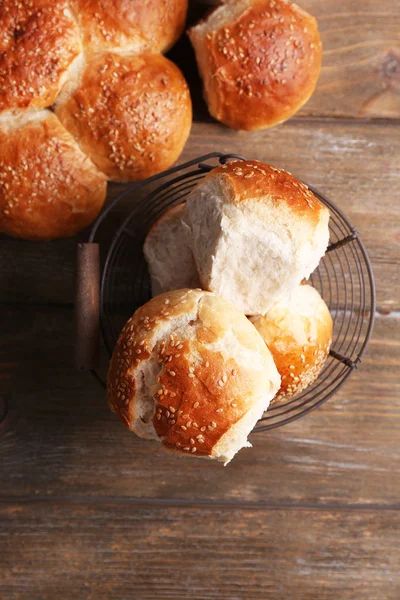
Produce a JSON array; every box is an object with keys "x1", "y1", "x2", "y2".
[
  {"x1": 0, "y1": 0, "x2": 82, "y2": 114},
  {"x1": 55, "y1": 52, "x2": 192, "y2": 182},
  {"x1": 189, "y1": 0, "x2": 322, "y2": 130},
  {"x1": 70, "y1": 0, "x2": 187, "y2": 54},
  {"x1": 210, "y1": 160, "x2": 326, "y2": 226},
  {"x1": 250, "y1": 285, "x2": 333, "y2": 403},
  {"x1": 108, "y1": 289, "x2": 277, "y2": 458},
  {"x1": 0, "y1": 111, "x2": 107, "y2": 240}
]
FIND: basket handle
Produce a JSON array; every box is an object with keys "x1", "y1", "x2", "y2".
[{"x1": 75, "y1": 243, "x2": 100, "y2": 371}]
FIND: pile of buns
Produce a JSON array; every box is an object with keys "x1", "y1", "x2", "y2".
[
  {"x1": 0, "y1": 0, "x2": 322, "y2": 241},
  {"x1": 0, "y1": 0, "x2": 191, "y2": 240},
  {"x1": 108, "y1": 160, "x2": 333, "y2": 464}
]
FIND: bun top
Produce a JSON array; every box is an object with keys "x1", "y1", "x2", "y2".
[
  {"x1": 250, "y1": 284, "x2": 333, "y2": 403},
  {"x1": 55, "y1": 52, "x2": 192, "y2": 182},
  {"x1": 189, "y1": 0, "x2": 322, "y2": 130},
  {"x1": 0, "y1": 0, "x2": 82, "y2": 115},
  {"x1": 108, "y1": 289, "x2": 280, "y2": 463},
  {"x1": 0, "y1": 110, "x2": 107, "y2": 240},
  {"x1": 212, "y1": 160, "x2": 327, "y2": 225},
  {"x1": 70, "y1": 0, "x2": 187, "y2": 54}
]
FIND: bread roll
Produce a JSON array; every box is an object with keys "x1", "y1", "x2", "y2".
[
  {"x1": 70, "y1": 0, "x2": 187, "y2": 54},
  {"x1": 144, "y1": 204, "x2": 201, "y2": 296},
  {"x1": 182, "y1": 160, "x2": 330, "y2": 316},
  {"x1": 188, "y1": 0, "x2": 322, "y2": 130},
  {"x1": 0, "y1": 110, "x2": 107, "y2": 240},
  {"x1": 250, "y1": 284, "x2": 333, "y2": 403},
  {"x1": 55, "y1": 52, "x2": 192, "y2": 182},
  {"x1": 0, "y1": 0, "x2": 82, "y2": 115},
  {"x1": 108, "y1": 289, "x2": 280, "y2": 464}
]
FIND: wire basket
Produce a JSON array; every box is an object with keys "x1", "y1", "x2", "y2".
[{"x1": 76, "y1": 152, "x2": 375, "y2": 432}]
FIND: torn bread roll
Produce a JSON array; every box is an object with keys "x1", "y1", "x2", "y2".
[
  {"x1": 144, "y1": 204, "x2": 201, "y2": 296},
  {"x1": 188, "y1": 0, "x2": 322, "y2": 130},
  {"x1": 250, "y1": 284, "x2": 333, "y2": 403},
  {"x1": 182, "y1": 160, "x2": 330, "y2": 316},
  {"x1": 108, "y1": 289, "x2": 280, "y2": 464}
]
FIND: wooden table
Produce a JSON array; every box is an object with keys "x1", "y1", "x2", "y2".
[{"x1": 1, "y1": 1, "x2": 399, "y2": 598}]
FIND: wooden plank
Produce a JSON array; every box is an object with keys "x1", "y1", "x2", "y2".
[
  {"x1": 0, "y1": 121, "x2": 398, "y2": 311},
  {"x1": 172, "y1": 0, "x2": 400, "y2": 121},
  {"x1": 0, "y1": 500, "x2": 399, "y2": 600},
  {"x1": 1, "y1": 306, "x2": 399, "y2": 505}
]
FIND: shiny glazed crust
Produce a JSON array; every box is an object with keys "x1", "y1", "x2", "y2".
[
  {"x1": 189, "y1": 0, "x2": 322, "y2": 130},
  {"x1": 69, "y1": 0, "x2": 188, "y2": 53},
  {"x1": 0, "y1": 0, "x2": 82, "y2": 114},
  {"x1": 55, "y1": 52, "x2": 192, "y2": 182},
  {"x1": 0, "y1": 111, "x2": 107, "y2": 240}
]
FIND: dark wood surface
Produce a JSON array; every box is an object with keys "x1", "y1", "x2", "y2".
[{"x1": 1, "y1": 1, "x2": 400, "y2": 598}]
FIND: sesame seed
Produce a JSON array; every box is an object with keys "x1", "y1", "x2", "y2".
[
  {"x1": 169, "y1": 406, "x2": 176, "y2": 413},
  {"x1": 211, "y1": 421, "x2": 217, "y2": 428},
  {"x1": 289, "y1": 365, "x2": 295, "y2": 369},
  {"x1": 193, "y1": 401, "x2": 199, "y2": 408},
  {"x1": 222, "y1": 374, "x2": 228, "y2": 383},
  {"x1": 200, "y1": 427, "x2": 206, "y2": 432},
  {"x1": 181, "y1": 425, "x2": 187, "y2": 431},
  {"x1": 190, "y1": 438, "x2": 195, "y2": 445},
  {"x1": 166, "y1": 410, "x2": 170, "y2": 418},
  {"x1": 231, "y1": 403, "x2": 237, "y2": 408},
  {"x1": 191, "y1": 447, "x2": 197, "y2": 453},
  {"x1": 183, "y1": 447, "x2": 190, "y2": 451},
  {"x1": 192, "y1": 422, "x2": 198, "y2": 428},
  {"x1": 182, "y1": 414, "x2": 189, "y2": 420},
  {"x1": 189, "y1": 367, "x2": 195, "y2": 373},
  {"x1": 205, "y1": 361, "x2": 210, "y2": 368},
  {"x1": 169, "y1": 371, "x2": 176, "y2": 377},
  {"x1": 156, "y1": 414, "x2": 161, "y2": 420},
  {"x1": 188, "y1": 373, "x2": 195, "y2": 378},
  {"x1": 216, "y1": 408, "x2": 223, "y2": 413}
]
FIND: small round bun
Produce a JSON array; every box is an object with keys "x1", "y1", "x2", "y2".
[
  {"x1": 0, "y1": 111, "x2": 107, "y2": 240},
  {"x1": 183, "y1": 160, "x2": 330, "y2": 316},
  {"x1": 144, "y1": 204, "x2": 201, "y2": 296},
  {"x1": 250, "y1": 284, "x2": 333, "y2": 403},
  {"x1": 0, "y1": 0, "x2": 82, "y2": 114},
  {"x1": 55, "y1": 52, "x2": 192, "y2": 182},
  {"x1": 108, "y1": 289, "x2": 280, "y2": 464},
  {"x1": 70, "y1": 0, "x2": 187, "y2": 54},
  {"x1": 188, "y1": 0, "x2": 322, "y2": 130}
]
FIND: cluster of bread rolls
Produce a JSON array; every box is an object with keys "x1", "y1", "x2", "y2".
[
  {"x1": 109, "y1": 160, "x2": 333, "y2": 463},
  {"x1": 0, "y1": 0, "x2": 191, "y2": 240}
]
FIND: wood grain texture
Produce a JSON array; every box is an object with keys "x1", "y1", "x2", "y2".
[
  {"x1": 0, "y1": 121, "x2": 398, "y2": 311},
  {"x1": 1, "y1": 500, "x2": 399, "y2": 600},
  {"x1": 1, "y1": 306, "x2": 398, "y2": 505},
  {"x1": 177, "y1": 0, "x2": 400, "y2": 121}
]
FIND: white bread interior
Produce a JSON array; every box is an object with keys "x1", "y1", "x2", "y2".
[{"x1": 144, "y1": 204, "x2": 201, "y2": 296}]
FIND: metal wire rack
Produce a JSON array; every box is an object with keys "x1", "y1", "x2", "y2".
[{"x1": 78, "y1": 152, "x2": 376, "y2": 432}]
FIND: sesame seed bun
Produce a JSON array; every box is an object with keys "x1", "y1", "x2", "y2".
[
  {"x1": 0, "y1": 0, "x2": 82, "y2": 115},
  {"x1": 108, "y1": 289, "x2": 280, "y2": 464},
  {"x1": 188, "y1": 0, "x2": 322, "y2": 130},
  {"x1": 55, "y1": 52, "x2": 192, "y2": 182},
  {"x1": 0, "y1": 110, "x2": 107, "y2": 240},
  {"x1": 182, "y1": 160, "x2": 330, "y2": 316},
  {"x1": 69, "y1": 0, "x2": 188, "y2": 54},
  {"x1": 250, "y1": 284, "x2": 333, "y2": 403},
  {"x1": 144, "y1": 204, "x2": 201, "y2": 296}
]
